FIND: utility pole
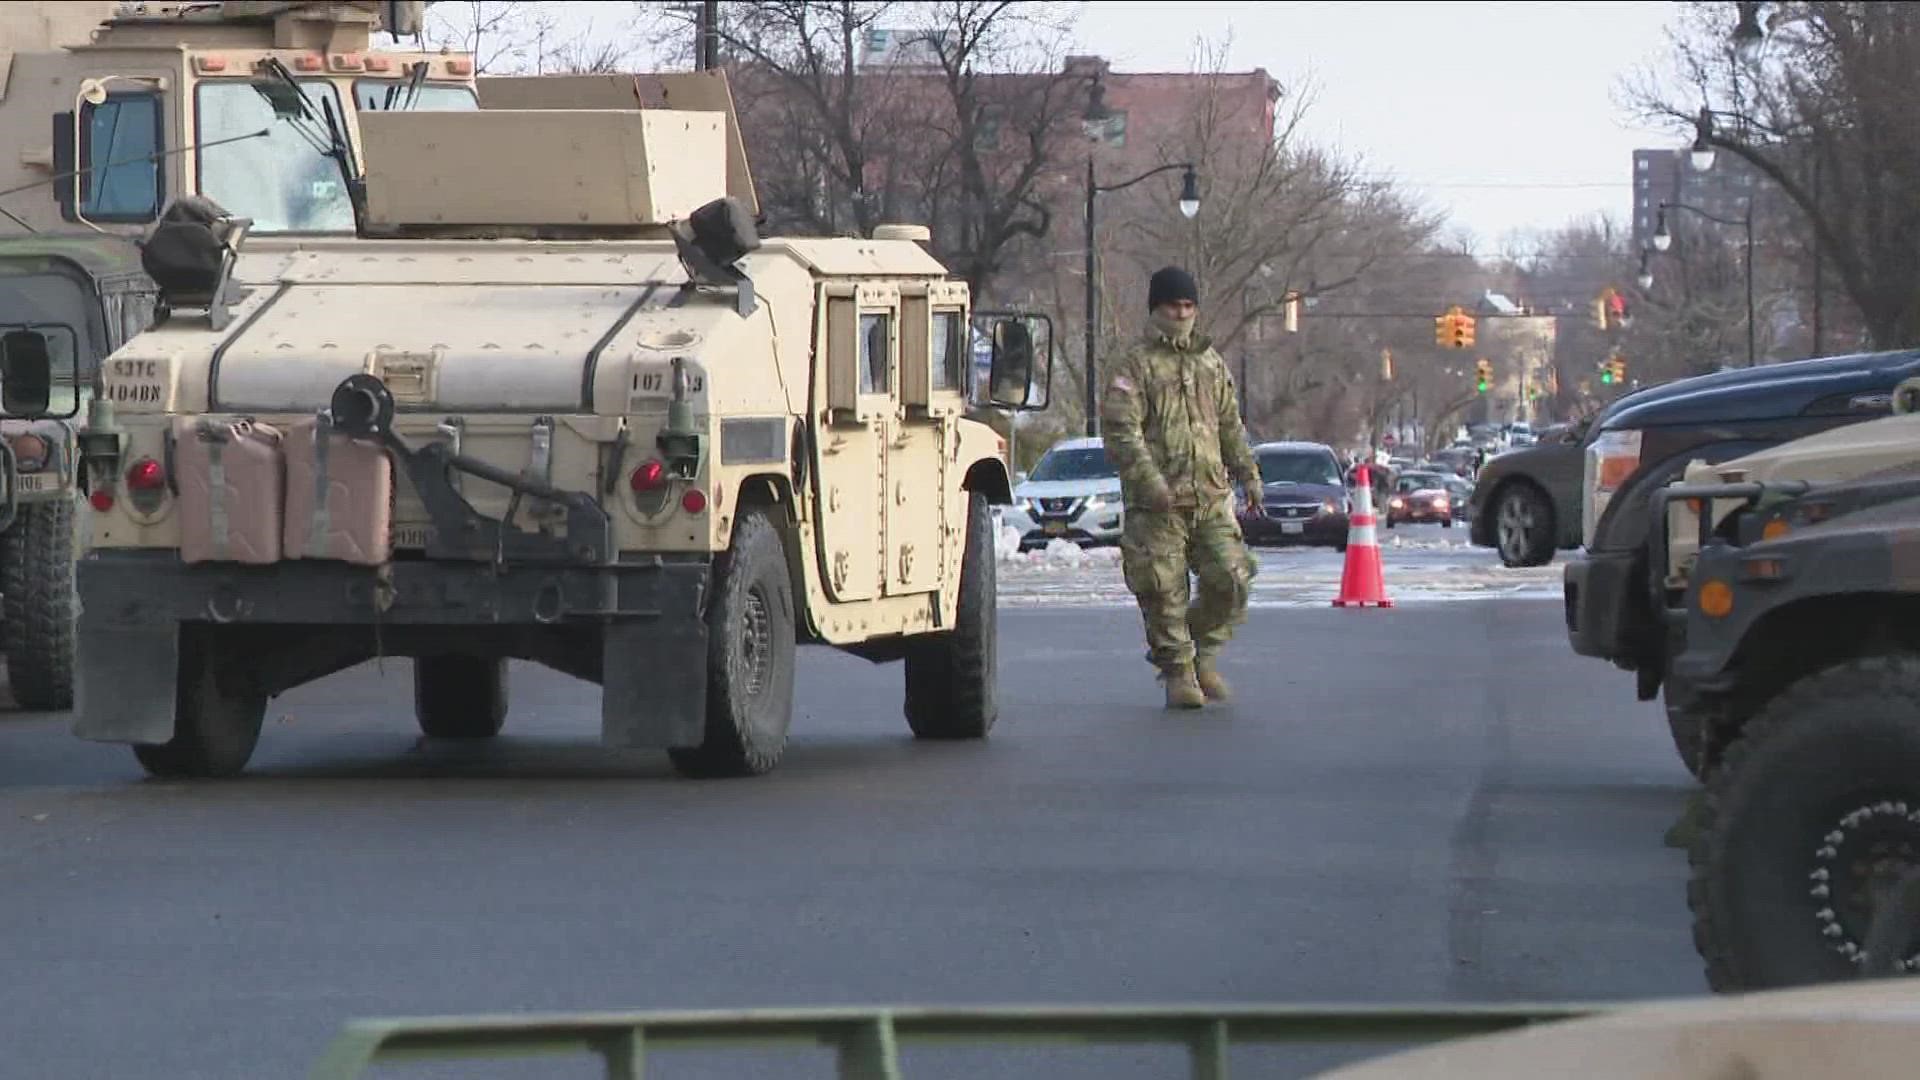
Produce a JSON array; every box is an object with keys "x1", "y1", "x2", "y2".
[{"x1": 695, "y1": 0, "x2": 719, "y2": 70}]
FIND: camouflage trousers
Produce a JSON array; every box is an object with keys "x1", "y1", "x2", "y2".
[{"x1": 1118, "y1": 502, "x2": 1258, "y2": 672}]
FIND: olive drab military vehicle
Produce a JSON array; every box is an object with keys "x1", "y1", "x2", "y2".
[
  {"x1": 0, "y1": 0, "x2": 477, "y2": 707},
  {"x1": 1647, "y1": 376, "x2": 1920, "y2": 779},
  {"x1": 1641, "y1": 395, "x2": 1920, "y2": 989},
  {"x1": 73, "y1": 69, "x2": 1050, "y2": 780}
]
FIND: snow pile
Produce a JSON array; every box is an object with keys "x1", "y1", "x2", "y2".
[
  {"x1": 995, "y1": 524, "x2": 1024, "y2": 561},
  {"x1": 1384, "y1": 535, "x2": 1470, "y2": 551},
  {"x1": 996, "y1": 535, "x2": 1124, "y2": 570}
]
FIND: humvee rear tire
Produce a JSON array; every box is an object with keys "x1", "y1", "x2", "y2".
[
  {"x1": 132, "y1": 631, "x2": 267, "y2": 779},
  {"x1": 414, "y1": 655, "x2": 508, "y2": 739},
  {"x1": 0, "y1": 499, "x2": 75, "y2": 710},
  {"x1": 903, "y1": 492, "x2": 997, "y2": 740},
  {"x1": 667, "y1": 509, "x2": 796, "y2": 779},
  {"x1": 1689, "y1": 656, "x2": 1920, "y2": 992}
]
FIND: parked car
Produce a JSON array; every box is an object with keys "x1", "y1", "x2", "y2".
[
  {"x1": 1385, "y1": 470, "x2": 1455, "y2": 528},
  {"x1": 1468, "y1": 417, "x2": 1593, "y2": 566},
  {"x1": 1001, "y1": 436, "x2": 1123, "y2": 550},
  {"x1": 1238, "y1": 440, "x2": 1350, "y2": 550},
  {"x1": 1564, "y1": 346, "x2": 1920, "y2": 710}
]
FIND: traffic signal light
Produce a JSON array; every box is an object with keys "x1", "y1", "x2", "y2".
[
  {"x1": 1452, "y1": 310, "x2": 1475, "y2": 350},
  {"x1": 1474, "y1": 358, "x2": 1492, "y2": 393},
  {"x1": 1613, "y1": 357, "x2": 1627, "y2": 383},
  {"x1": 1598, "y1": 357, "x2": 1627, "y2": 385},
  {"x1": 1599, "y1": 360, "x2": 1613, "y2": 385},
  {"x1": 1283, "y1": 291, "x2": 1302, "y2": 333},
  {"x1": 1435, "y1": 311, "x2": 1453, "y2": 347}
]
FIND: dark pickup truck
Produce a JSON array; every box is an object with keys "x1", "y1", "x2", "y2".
[{"x1": 1563, "y1": 347, "x2": 1920, "y2": 720}]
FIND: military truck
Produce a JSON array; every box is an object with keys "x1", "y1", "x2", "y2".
[
  {"x1": 0, "y1": 1, "x2": 477, "y2": 707},
  {"x1": 72, "y1": 70, "x2": 1048, "y2": 780},
  {"x1": 1647, "y1": 446, "x2": 1920, "y2": 989},
  {"x1": 0, "y1": 237, "x2": 156, "y2": 708}
]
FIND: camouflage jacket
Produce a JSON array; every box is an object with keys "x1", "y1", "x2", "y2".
[{"x1": 1099, "y1": 325, "x2": 1259, "y2": 510}]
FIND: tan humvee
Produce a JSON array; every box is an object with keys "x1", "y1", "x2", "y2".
[
  {"x1": 73, "y1": 67, "x2": 1051, "y2": 780},
  {"x1": 0, "y1": 1, "x2": 474, "y2": 709},
  {"x1": 1659, "y1": 378, "x2": 1920, "y2": 593}
]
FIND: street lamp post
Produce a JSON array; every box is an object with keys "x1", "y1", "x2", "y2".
[
  {"x1": 1649, "y1": 199, "x2": 1757, "y2": 367},
  {"x1": 1082, "y1": 159, "x2": 1201, "y2": 437}
]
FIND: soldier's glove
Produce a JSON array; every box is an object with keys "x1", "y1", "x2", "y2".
[{"x1": 1239, "y1": 481, "x2": 1263, "y2": 516}]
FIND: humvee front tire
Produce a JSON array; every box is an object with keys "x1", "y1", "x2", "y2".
[
  {"x1": 414, "y1": 655, "x2": 509, "y2": 739},
  {"x1": 132, "y1": 630, "x2": 267, "y2": 779},
  {"x1": 1, "y1": 499, "x2": 75, "y2": 710},
  {"x1": 904, "y1": 492, "x2": 997, "y2": 740},
  {"x1": 1689, "y1": 656, "x2": 1920, "y2": 992},
  {"x1": 668, "y1": 509, "x2": 797, "y2": 779}
]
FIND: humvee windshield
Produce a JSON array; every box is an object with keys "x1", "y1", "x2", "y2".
[{"x1": 195, "y1": 77, "x2": 479, "y2": 234}]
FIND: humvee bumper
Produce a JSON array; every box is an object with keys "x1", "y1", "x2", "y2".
[{"x1": 73, "y1": 551, "x2": 710, "y2": 750}]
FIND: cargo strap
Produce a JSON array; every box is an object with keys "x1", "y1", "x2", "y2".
[
  {"x1": 310, "y1": 413, "x2": 333, "y2": 558},
  {"x1": 200, "y1": 421, "x2": 232, "y2": 560}
]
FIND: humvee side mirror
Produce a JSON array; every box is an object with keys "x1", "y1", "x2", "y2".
[
  {"x1": 972, "y1": 311, "x2": 1053, "y2": 412},
  {"x1": 0, "y1": 329, "x2": 64, "y2": 418}
]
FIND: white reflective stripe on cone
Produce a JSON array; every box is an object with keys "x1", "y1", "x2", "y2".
[{"x1": 1348, "y1": 525, "x2": 1378, "y2": 547}]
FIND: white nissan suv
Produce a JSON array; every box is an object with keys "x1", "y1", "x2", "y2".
[{"x1": 1001, "y1": 436, "x2": 1124, "y2": 551}]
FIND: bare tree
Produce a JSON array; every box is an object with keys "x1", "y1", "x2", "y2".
[
  {"x1": 421, "y1": 1, "x2": 643, "y2": 75},
  {"x1": 895, "y1": 2, "x2": 1089, "y2": 296},
  {"x1": 1626, "y1": 1, "x2": 1920, "y2": 348}
]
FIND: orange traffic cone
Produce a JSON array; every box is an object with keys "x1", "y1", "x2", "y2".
[{"x1": 1333, "y1": 463, "x2": 1393, "y2": 608}]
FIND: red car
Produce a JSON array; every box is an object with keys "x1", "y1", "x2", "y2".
[{"x1": 1385, "y1": 472, "x2": 1454, "y2": 528}]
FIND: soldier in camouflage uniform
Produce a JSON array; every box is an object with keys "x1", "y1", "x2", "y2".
[{"x1": 1100, "y1": 266, "x2": 1262, "y2": 709}]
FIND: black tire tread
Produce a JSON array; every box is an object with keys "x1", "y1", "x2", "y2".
[
  {"x1": 1688, "y1": 654, "x2": 1920, "y2": 992},
  {"x1": 668, "y1": 509, "x2": 797, "y2": 778},
  {"x1": 414, "y1": 655, "x2": 509, "y2": 739},
  {"x1": 904, "y1": 492, "x2": 998, "y2": 739},
  {"x1": 1, "y1": 499, "x2": 74, "y2": 710},
  {"x1": 131, "y1": 630, "x2": 267, "y2": 779}
]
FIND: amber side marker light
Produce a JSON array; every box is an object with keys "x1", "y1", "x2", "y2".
[{"x1": 1698, "y1": 579, "x2": 1736, "y2": 618}]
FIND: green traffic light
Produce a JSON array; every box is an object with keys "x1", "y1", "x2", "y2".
[
  {"x1": 1476, "y1": 379, "x2": 1488, "y2": 393},
  {"x1": 1601, "y1": 371, "x2": 1614, "y2": 384}
]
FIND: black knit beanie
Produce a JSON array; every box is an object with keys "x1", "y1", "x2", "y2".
[{"x1": 1148, "y1": 266, "x2": 1199, "y2": 310}]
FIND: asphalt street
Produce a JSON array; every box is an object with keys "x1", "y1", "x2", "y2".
[{"x1": 0, "y1": 527, "x2": 1703, "y2": 1079}]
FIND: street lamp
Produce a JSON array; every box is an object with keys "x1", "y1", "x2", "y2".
[
  {"x1": 1689, "y1": 106, "x2": 1717, "y2": 172},
  {"x1": 1635, "y1": 249, "x2": 1654, "y2": 291},
  {"x1": 1652, "y1": 199, "x2": 1757, "y2": 367},
  {"x1": 1082, "y1": 159, "x2": 1202, "y2": 436}
]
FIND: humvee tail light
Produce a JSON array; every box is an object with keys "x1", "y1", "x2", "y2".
[
  {"x1": 126, "y1": 458, "x2": 165, "y2": 491},
  {"x1": 682, "y1": 489, "x2": 708, "y2": 515},
  {"x1": 88, "y1": 489, "x2": 113, "y2": 513},
  {"x1": 630, "y1": 460, "x2": 667, "y2": 493},
  {"x1": 1698, "y1": 579, "x2": 1735, "y2": 618}
]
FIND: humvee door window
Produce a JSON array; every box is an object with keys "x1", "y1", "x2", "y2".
[
  {"x1": 859, "y1": 313, "x2": 892, "y2": 395},
  {"x1": 78, "y1": 93, "x2": 162, "y2": 221},
  {"x1": 930, "y1": 311, "x2": 964, "y2": 393},
  {"x1": 195, "y1": 81, "x2": 355, "y2": 234},
  {"x1": 353, "y1": 81, "x2": 481, "y2": 112},
  {"x1": 0, "y1": 326, "x2": 79, "y2": 419}
]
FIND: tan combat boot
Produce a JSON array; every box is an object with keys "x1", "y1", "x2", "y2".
[
  {"x1": 1162, "y1": 664, "x2": 1206, "y2": 710},
  {"x1": 1194, "y1": 657, "x2": 1231, "y2": 703}
]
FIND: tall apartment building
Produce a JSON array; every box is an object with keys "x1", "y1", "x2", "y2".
[{"x1": 1630, "y1": 148, "x2": 1763, "y2": 250}]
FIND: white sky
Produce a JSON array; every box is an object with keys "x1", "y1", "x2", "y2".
[
  {"x1": 437, "y1": 1, "x2": 1685, "y2": 247},
  {"x1": 1071, "y1": 0, "x2": 1683, "y2": 249}
]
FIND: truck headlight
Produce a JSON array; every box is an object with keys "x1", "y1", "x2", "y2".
[{"x1": 1584, "y1": 429, "x2": 1642, "y2": 546}]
